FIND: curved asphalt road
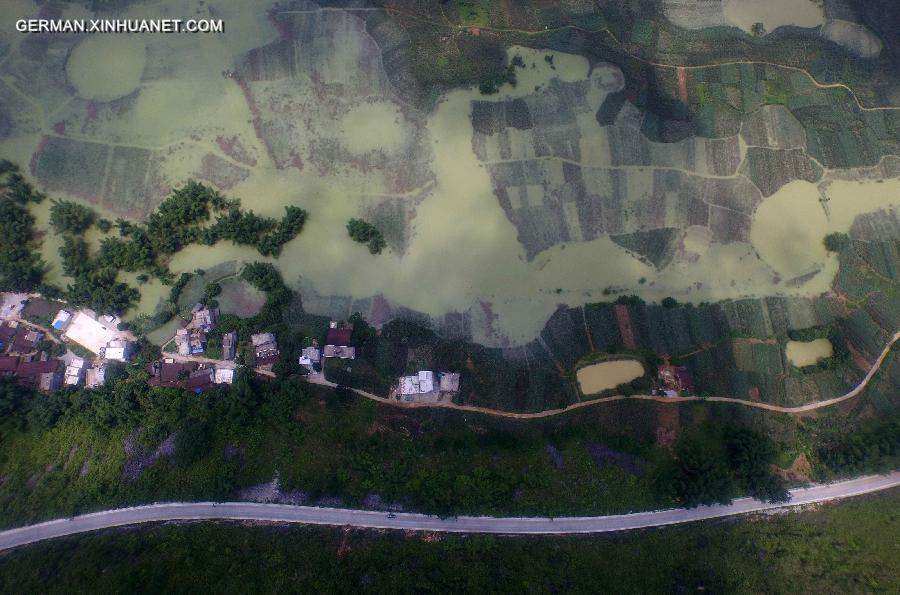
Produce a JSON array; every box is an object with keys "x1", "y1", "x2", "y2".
[{"x1": 0, "y1": 472, "x2": 896, "y2": 551}]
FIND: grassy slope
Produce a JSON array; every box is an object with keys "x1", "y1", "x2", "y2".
[
  {"x1": 0, "y1": 383, "x2": 673, "y2": 528},
  {"x1": 0, "y1": 489, "x2": 897, "y2": 593},
  {"x1": 1, "y1": 364, "x2": 896, "y2": 531}
]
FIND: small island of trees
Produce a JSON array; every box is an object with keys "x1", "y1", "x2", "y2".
[{"x1": 346, "y1": 218, "x2": 387, "y2": 255}]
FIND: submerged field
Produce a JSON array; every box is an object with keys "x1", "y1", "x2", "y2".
[{"x1": 1, "y1": 0, "x2": 899, "y2": 350}]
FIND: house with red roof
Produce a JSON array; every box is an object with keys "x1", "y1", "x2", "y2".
[{"x1": 323, "y1": 322, "x2": 355, "y2": 360}]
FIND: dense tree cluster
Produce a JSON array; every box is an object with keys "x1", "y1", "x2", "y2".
[
  {"x1": 49, "y1": 199, "x2": 96, "y2": 234},
  {"x1": 816, "y1": 418, "x2": 900, "y2": 474},
  {"x1": 0, "y1": 164, "x2": 310, "y2": 316},
  {"x1": 0, "y1": 163, "x2": 46, "y2": 292},
  {"x1": 478, "y1": 55, "x2": 524, "y2": 95},
  {"x1": 103, "y1": 181, "x2": 307, "y2": 269},
  {"x1": 210, "y1": 205, "x2": 306, "y2": 257},
  {"x1": 65, "y1": 267, "x2": 140, "y2": 315},
  {"x1": 666, "y1": 426, "x2": 789, "y2": 507},
  {"x1": 62, "y1": 181, "x2": 306, "y2": 314},
  {"x1": 59, "y1": 236, "x2": 91, "y2": 277},
  {"x1": 661, "y1": 297, "x2": 679, "y2": 308},
  {"x1": 346, "y1": 218, "x2": 387, "y2": 254}
]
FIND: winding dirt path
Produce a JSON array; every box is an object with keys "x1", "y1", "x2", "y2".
[{"x1": 308, "y1": 332, "x2": 899, "y2": 420}]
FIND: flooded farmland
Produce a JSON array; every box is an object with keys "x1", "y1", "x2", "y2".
[
  {"x1": 2, "y1": 0, "x2": 898, "y2": 348},
  {"x1": 576, "y1": 360, "x2": 645, "y2": 395},
  {"x1": 785, "y1": 339, "x2": 834, "y2": 367},
  {"x1": 66, "y1": 36, "x2": 146, "y2": 101},
  {"x1": 723, "y1": 0, "x2": 824, "y2": 33}
]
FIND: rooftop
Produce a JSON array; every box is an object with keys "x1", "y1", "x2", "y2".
[
  {"x1": 64, "y1": 312, "x2": 118, "y2": 354},
  {"x1": 325, "y1": 327, "x2": 353, "y2": 347},
  {"x1": 399, "y1": 370, "x2": 435, "y2": 395}
]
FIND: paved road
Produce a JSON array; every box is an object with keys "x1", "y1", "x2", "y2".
[{"x1": 0, "y1": 472, "x2": 896, "y2": 551}]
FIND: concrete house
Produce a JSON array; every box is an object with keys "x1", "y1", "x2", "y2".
[
  {"x1": 251, "y1": 333, "x2": 279, "y2": 368},
  {"x1": 323, "y1": 323, "x2": 355, "y2": 360},
  {"x1": 222, "y1": 331, "x2": 238, "y2": 361}
]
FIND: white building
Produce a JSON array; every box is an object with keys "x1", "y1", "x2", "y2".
[
  {"x1": 251, "y1": 333, "x2": 279, "y2": 359},
  {"x1": 64, "y1": 357, "x2": 85, "y2": 386},
  {"x1": 101, "y1": 339, "x2": 131, "y2": 362},
  {"x1": 298, "y1": 346, "x2": 320, "y2": 369},
  {"x1": 399, "y1": 371, "x2": 435, "y2": 396},
  {"x1": 214, "y1": 368, "x2": 235, "y2": 384},
  {"x1": 85, "y1": 366, "x2": 106, "y2": 388},
  {"x1": 64, "y1": 310, "x2": 129, "y2": 361}
]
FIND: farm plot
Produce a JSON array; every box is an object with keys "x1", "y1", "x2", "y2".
[
  {"x1": 740, "y1": 148, "x2": 823, "y2": 197},
  {"x1": 31, "y1": 137, "x2": 109, "y2": 202},
  {"x1": 217, "y1": 278, "x2": 266, "y2": 318}
]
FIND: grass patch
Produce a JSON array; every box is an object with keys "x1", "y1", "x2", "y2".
[{"x1": 456, "y1": 0, "x2": 490, "y2": 27}]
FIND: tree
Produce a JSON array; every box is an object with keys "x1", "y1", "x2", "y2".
[
  {"x1": 672, "y1": 438, "x2": 734, "y2": 507},
  {"x1": 175, "y1": 418, "x2": 212, "y2": 465},
  {"x1": 724, "y1": 427, "x2": 789, "y2": 503},
  {"x1": 346, "y1": 219, "x2": 379, "y2": 244},
  {"x1": 751, "y1": 22, "x2": 766, "y2": 36},
  {"x1": 60, "y1": 235, "x2": 92, "y2": 277},
  {"x1": 661, "y1": 297, "x2": 679, "y2": 309},
  {"x1": 49, "y1": 199, "x2": 96, "y2": 234},
  {"x1": 204, "y1": 282, "x2": 222, "y2": 303},
  {"x1": 823, "y1": 232, "x2": 850, "y2": 253}
]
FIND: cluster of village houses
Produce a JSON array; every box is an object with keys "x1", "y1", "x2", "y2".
[
  {"x1": 0, "y1": 294, "x2": 695, "y2": 400},
  {"x1": 297, "y1": 322, "x2": 461, "y2": 403},
  {"x1": 0, "y1": 307, "x2": 130, "y2": 392}
]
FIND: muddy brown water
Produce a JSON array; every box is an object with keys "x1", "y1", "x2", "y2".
[
  {"x1": 785, "y1": 338, "x2": 834, "y2": 367},
  {"x1": 576, "y1": 360, "x2": 645, "y2": 395}
]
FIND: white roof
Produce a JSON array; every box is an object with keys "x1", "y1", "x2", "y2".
[
  {"x1": 64, "y1": 312, "x2": 117, "y2": 354},
  {"x1": 418, "y1": 370, "x2": 434, "y2": 393},
  {"x1": 251, "y1": 333, "x2": 276, "y2": 347},
  {"x1": 399, "y1": 376, "x2": 419, "y2": 395},
  {"x1": 214, "y1": 368, "x2": 235, "y2": 384},
  {"x1": 399, "y1": 371, "x2": 435, "y2": 395},
  {"x1": 322, "y1": 345, "x2": 355, "y2": 359},
  {"x1": 104, "y1": 347, "x2": 127, "y2": 361}
]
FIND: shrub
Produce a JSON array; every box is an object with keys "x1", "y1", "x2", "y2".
[{"x1": 823, "y1": 232, "x2": 850, "y2": 253}]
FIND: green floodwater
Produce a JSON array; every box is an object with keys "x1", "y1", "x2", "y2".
[{"x1": 1, "y1": 0, "x2": 898, "y2": 346}]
